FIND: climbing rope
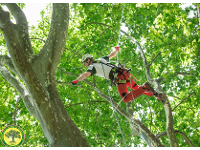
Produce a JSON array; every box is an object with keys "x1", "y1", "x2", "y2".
[
  {"x1": 116, "y1": 3, "x2": 125, "y2": 65},
  {"x1": 130, "y1": 118, "x2": 142, "y2": 135},
  {"x1": 108, "y1": 4, "x2": 127, "y2": 146},
  {"x1": 117, "y1": 4, "x2": 125, "y2": 46},
  {"x1": 116, "y1": 3, "x2": 141, "y2": 111},
  {"x1": 98, "y1": 4, "x2": 139, "y2": 146},
  {"x1": 115, "y1": 3, "x2": 143, "y2": 139},
  {"x1": 106, "y1": 5, "x2": 131, "y2": 141},
  {"x1": 100, "y1": 62, "x2": 127, "y2": 147}
]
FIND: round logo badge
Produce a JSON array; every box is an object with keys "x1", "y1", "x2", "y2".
[{"x1": 1, "y1": 125, "x2": 25, "y2": 147}]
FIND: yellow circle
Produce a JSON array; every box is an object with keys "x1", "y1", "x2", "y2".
[{"x1": 1, "y1": 125, "x2": 24, "y2": 147}]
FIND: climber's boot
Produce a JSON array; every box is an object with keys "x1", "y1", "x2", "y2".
[
  {"x1": 143, "y1": 82, "x2": 163, "y2": 100},
  {"x1": 142, "y1": 82, "x2": 156, "y2": 93}
]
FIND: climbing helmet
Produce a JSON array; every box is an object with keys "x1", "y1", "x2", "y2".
[{"x1": 81, "y1": 54, "x2": 93, "y2": 64}]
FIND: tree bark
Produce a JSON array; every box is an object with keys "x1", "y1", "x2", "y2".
[
  {"x1": 0, "y1": 3, "x2": 90, "y2": 147},
  {"x1": 156, "y1": 130, "x2": 195, "y2": 147}
]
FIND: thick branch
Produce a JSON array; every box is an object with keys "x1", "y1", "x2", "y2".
[
  {"x1": 0, "y1": 7, "x2": 31, "y2": 80},
  {"x1": 1, "y1": 17, "x2": 57, "y2": 139},
  {"x1": 156, "y1": 130, "x2": 195, "y2": 147},
  {"x1": 5, "y1": 3, "x2": 27, "y2": 25},
  {"x1": 35, "y1": 3, "x2": 69, "y2": 74},
  {"x1": 0, "y1": 64, "x2": 36, "y2": 118},
  {"x1": 0, "y1": 55, "x2": 18, "y2": 75},
  {"x1": 5, "y1": 3, "x2": 33, "y2": 57},
  {"x1": 0, "y1": 7, "x2": 10, "y2": 28},
  {"x1": 79, "y1": 22, "x2": 112, "y2": 30}
]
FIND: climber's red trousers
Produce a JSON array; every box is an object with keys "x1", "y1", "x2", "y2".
[{"x1": 117, "y1": 70, "x2": 153, "y2": 103}]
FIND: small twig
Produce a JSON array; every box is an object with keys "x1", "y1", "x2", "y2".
[
  {"x1": 130, "y1": 26, "x2": 140, "y2": 37},
  {"x1": 30, "y1": 37, "x2": 45, "y2": 43},
  {"x1": 99, "y1": 27, "x2": 111, "y2": 37},
  {"x1": 149, "y1": 52, "x2": 161, "y2": 66},
  {"x1": 170, "y1": 95, "x2": 182, "y2": 100},
  {"x1": 172, "y1": 92, "x2": 195, "y2": 111},
  {"x1": 57, "y1": 68, "x2": 79, "y2": 77},
  {"x1": 64, "y1": 47, "x2": 82, "y2": 58},
  {"x1": 106, "y1": 121, "x2": 117, "y2": 141},
  {"x1": 79, "y1": 22, "x2": 112, "y2": 30},
  {"x1": 176, "y1": 72, "x2": 194, "y2": 76}
]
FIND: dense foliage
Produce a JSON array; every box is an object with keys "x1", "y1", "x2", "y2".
[{"x1": 0, "y1": 3, "x2": 199, "y2": 147}]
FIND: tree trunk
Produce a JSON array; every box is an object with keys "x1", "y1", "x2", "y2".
[{"x1": 0, "y1": 3, "x2": 90, "y2": 147}]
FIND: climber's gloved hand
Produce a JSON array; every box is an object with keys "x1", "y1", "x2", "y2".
[
  {"x1": 72, "y1": 80, "x2": 79, "y2": 85},
  {"x1": 115, "y1": 46, "x2": 120, "y2": 51}
]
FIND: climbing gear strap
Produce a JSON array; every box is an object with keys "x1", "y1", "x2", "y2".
[
  {"x1": 111, "y1": 68, "x2": 131, "y2": 86},
  {"x1": 93, "y1": 60, "x2": 133, "y2": 86},
  {"x1": 130, "y1": 73, "x2": 139, "y2": 81}
]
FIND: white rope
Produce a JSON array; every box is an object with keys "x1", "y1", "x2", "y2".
[
  {"x1": 130, "y1": 118, "x2": 142, "y2": 135},
  {"x1": 110, "y1": 93, "x2": 129, "y2": 118},
  {"x1": 117, "y1": 3, "x2": 125, "y2": 65},
  {"x1": 117, "y1": 4, "x2": 125, "y2": 46},
  {"x1": 115, "y1": 6, "x2": 157, "y2": 146},
  {"x1": 100, "y1": 62, "x2": 127, "y2": 147},
  {"x1": 115, "y1": 3, "x2": 143, "y2": 138}
]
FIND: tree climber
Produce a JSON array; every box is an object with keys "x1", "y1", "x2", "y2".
[{"x1": 71, "y1": 47, "x2": 162, "y2": 103}]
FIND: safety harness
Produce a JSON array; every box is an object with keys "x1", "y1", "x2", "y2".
[{"x1": 93, "y1": 60, "x2": 132, "y2": 86}]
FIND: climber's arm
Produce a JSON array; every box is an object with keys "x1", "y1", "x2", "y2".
[
  {"x1": 108, "y1": 47, "x2": 120, "y2": 59},
  {"x1": 72, "y1": 72, "x2": 91, "y2": 85},
  {"x1": 76, "y1": 72, "x2": 91, "y2": 81}
]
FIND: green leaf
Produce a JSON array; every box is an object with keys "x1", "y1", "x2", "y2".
[{"x1": 0, "y1": 3, "x2": 199, "y2": 147}]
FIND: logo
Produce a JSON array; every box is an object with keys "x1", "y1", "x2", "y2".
[{"x1": 1, "y1": 125, "x2": 25, "y2": 147}]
